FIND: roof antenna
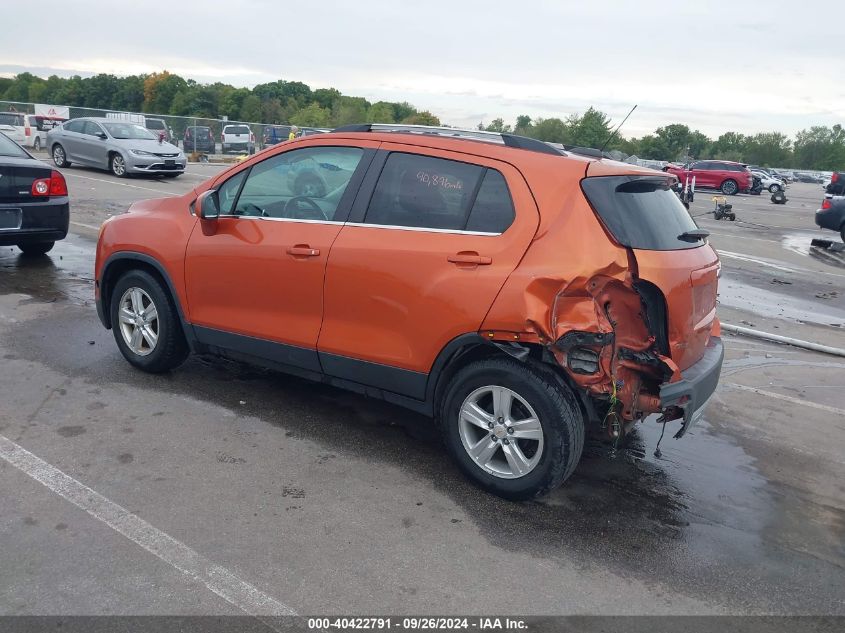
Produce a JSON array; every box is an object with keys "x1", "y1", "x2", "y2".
[{"x1": 600, "y1": 104, "x2": 637, "y2": 154}]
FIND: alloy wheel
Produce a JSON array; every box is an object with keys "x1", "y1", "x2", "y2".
[
  {"x1": 458, "y1": 385, "x2": 544, "y2": 479},
  {"x1": 118, "y1": 287, "x2": 159, "y2": 356}
]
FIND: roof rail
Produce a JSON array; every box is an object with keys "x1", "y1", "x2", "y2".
[{"x1": 331, "y1": 123, "x2": 564, "y2": 157}]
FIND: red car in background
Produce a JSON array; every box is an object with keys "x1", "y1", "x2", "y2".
[{"x1": 664, "y1": 160, "x2": 753, "y2": 195}]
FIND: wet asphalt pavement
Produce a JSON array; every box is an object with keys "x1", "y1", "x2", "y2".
[{"x1": 0, "y1": 167, "x2": 843, "y2": 616}]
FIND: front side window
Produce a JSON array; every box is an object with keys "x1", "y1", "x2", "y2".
[
  {"x1": 222, "y1": 146, "x2": 364, "y2": 221},
  {"x1": 83, "y1": 121, "x2": 104, "y2": 137}
]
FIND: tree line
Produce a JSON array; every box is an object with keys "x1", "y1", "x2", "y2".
[{"x1": 1, "y1": 72, "x2": 842, "y2": 170}]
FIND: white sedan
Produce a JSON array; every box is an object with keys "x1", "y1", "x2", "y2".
[{"x1": 752, "y1": 171, "x2": 786, "y2": 193}]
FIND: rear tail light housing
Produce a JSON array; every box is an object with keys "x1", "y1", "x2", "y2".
[
  {"x1": 25, "y1": 127, "x2": 31, "y2": 137},
  {"x1": 30, "y1": 170, "x2": 68, "y2": 197},
  {"x1": 821, "y1": 198, "x2": 832, "y2": 210},
  {"x1": 832, "y1": 173, "x2": 839, "y2": 183}
]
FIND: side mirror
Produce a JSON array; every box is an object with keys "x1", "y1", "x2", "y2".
[
  {"x1": 97, "y1": 132, "x2": 107, "y2": 140},
  {"x1": 197, "y1": 189, "x2": 220, "y2": 219}
]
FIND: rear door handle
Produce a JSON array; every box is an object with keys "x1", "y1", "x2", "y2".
[
  {"x1": 287, "y1": 245, "x2": 320, "y2": 258},
  {"x1": 448, "y1": 252, "x2": 492, "y2": 266}
]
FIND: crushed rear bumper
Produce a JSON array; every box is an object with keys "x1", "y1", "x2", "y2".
[{"x1": 659, "y1": 336, "x2": 724, "y2": 438}]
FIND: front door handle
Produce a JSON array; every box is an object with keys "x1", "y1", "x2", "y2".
[
  {"x1": 448, "y1": 252, "x2": 492, "y2": 266},
  {"x1": 287, "y1": 245, "x2": 320, "y2": 258}
]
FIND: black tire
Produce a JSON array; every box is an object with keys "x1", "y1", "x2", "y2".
[
  {"x1": 720, "y1": 179, "x2": 738, "y2": 195},
  {"x1": 769, "y1": 184, "x2": 781, "y2": 193},
  {"x1": 840, "y1": 224, "x2": 845, "y2": 243},
  {"x1": 52, "y1": 144, "x2": 69, "y2": 168},
  {"x1": 440, "y1": 358, "x2": 585, "y2": 500},
  {"x1": 17, "y1": 241, "x2": 54, "y2": 256},
  {"x1": 110, "y1": 153, "x2": 128, "y2": 178},
  {"x1": 33, "y1": 137, "x2": 41, "y2": 151},
  {"x1": 109, "y1": 269, "x2": 189, "y2": 373}
]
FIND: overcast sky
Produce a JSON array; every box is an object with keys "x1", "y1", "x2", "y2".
[{"x1": 1, "y1": 0, "x2": 841, "y2": 138}]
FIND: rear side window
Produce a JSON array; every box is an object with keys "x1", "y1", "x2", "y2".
[
  {"x1": 364, "y1": 153, "x2": 514, "y2": 233},
  {"x1": 581, "y1": 176, "x2": 702, "y2": 251},
  {"x1": 465, "y1": 170, "x2": 515, "y2": 233},
  {"x1": 64, "y1": 120, "x2": 85, "y2": 133}
]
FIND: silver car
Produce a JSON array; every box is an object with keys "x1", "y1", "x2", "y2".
[{"x1": 46, "y1": 117, "x2": 186, "y2": 178}]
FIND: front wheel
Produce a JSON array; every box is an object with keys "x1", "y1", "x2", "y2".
[
  {"x1": 769, "y1": 183, "x2": 781, "y2": 193},
  {"x1": 17, "y1": 241, "x2": 54, "y2": 256},
  {"x1": 110, "y1": 153, "x2": 127, "y2": 178},
  {"x1": 441, "y1": 358, "x2": 585, "y2": 500},
  {"x1": 52, "y1": 144, "x2": 69, "y2": 168},
  {"x1": 110, "y1": 269, "x2": 189, "y2": 373},
  {"x1": 721, "y1": 179, "x2": 738, "y2": 195}
]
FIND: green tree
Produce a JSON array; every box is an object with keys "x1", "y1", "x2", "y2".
[
  {"x1": 143, "y1": 71, "x2": 187, "y2": 113},
  {"x1": 793, "y1": 125, "x2": 845, "y2": 170},
  {"x1": 366, "y1": 101, "x2": 396, "y2": 123},
  {"x1": 401, "y1": 111, "x2": 440, "y2": 125},
  {"x1": 527, "y1": 117, "x2": 569, "y2": 144},
  {"x1": 514, "y1": 115, "x2": 532, "y2": 135},
  {"x1": 313, "y1": 88, "x2": 341, "y2": 110},
  {"x1": 484, "y1": 118, "x2": 512, "y2": 133},
  {"x1": 567, "y1": 107, "x2": 613, "y2": 148},
  {"x1": 742, "y1": 132, "x2": 793, "y2": 167},
  {"x1": 290, "y1": 102, "x2": 332, "y2": 127},
  {"x1": 239, "y1": 95, "x2": 262, "y2": 122}
]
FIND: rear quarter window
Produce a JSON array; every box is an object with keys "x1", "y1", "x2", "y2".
[{"x1": 581, "y1": 175, "x2": 702, "y2": 251}]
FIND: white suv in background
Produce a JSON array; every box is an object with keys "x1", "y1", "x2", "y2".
[
  {"x1": 221, "y1": 124, "x2": 255, "y2": 154},
  {"x1": 0, "y1": 112, "x2": 64, "y2": 151}
]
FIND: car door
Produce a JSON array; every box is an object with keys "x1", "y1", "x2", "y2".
[
  {"x1": 57, "y1": 119, "x2": 87, "y2": 163},
  {"x1": 84, "y1": 121, "x2": 111, "y2": 168},
  {"x1": 184, "y1": 140, "x2": 378, "y2": 372},
  {"x1": 317, "y1": 145, "x2": 540, "y2": 399}
]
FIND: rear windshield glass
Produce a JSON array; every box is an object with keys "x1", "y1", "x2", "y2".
[
  {"x1": 146, "y1": 120, "x2": 166, "y2": 130},
  {"x1": 0, "y1": 132, "x2": 28, "y2": 157},
  {"x1": 581, "y1": 175, "x2": 702, "y2": 251},
  {"x1": 226, "y1": 125, "x2": 250, "y2": 134}
]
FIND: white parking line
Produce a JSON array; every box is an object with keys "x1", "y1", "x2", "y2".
[
  {"x1": 0, "y1": 434, "x2": 296, "y2": 617},
  {"x1": 61, "y1": 172, "x2": 180, "y2": 196},
  {"x1": 717, "y1": 250, "x2": 797, "y2": 272},
  {"x1": 724, "y1": 384, "x2": 845, "y2": 416}
]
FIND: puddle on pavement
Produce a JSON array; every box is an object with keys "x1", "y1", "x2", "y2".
[
  {"x1": 782, "y1": 232, "x2": 845, "y2": 269},
  {"x1": 0, "y1": 235, "x2": 94, "y2": 306},
  {"x1": 718, "y1": 277, "x2": 845, "y2": 327}
]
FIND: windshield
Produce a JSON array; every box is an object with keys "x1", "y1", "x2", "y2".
[
  {"x1": 102, "y1": 123, "x2": 157, "y2": 140},
  {"x1": 0, "y1": 132, "x2": 28, "y2": 158},
  {"x1": 581, "y1": 175, "x2": 702, "y2": 251}
]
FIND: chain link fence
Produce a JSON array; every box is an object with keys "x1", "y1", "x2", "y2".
[{"x1": 0, "y1": 100, "x2": 307, "y2": 156}]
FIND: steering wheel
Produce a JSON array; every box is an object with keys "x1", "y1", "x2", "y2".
[
  {"x1": 236, "y1": 202, "x2": 267, "y2": 217},
  {"x1": 284, "y1": 196, "x2": 329, "y2": 221}
]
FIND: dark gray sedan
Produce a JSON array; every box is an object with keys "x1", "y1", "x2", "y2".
[{"x1": 46, "y1": 117, "x2": 186, "y2": 178}]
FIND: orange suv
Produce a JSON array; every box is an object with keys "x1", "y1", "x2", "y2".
[{"x1": 95, "y1": 124, "x2": 723, "y2": 500}]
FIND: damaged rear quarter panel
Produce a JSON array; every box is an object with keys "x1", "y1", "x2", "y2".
[{"x1": 481, "y1": 163, "x2": 676, "y2": 421}]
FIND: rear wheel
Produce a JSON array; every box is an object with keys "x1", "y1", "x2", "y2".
[
  {"x1": 17, "y1": 241, "x2": 54, "y2": 256},
  {"x1": 110, "y1": 153, "x2": 127, "y2": 178},
  {"x1": 52, "y1": 144, "x2": 69, "y2": 168},
  {"x1": 441, "y1": 358, "x2": 585, "y2": 500},
  {"x1": 721, "y1": 179, "x2": 738, "y2": 195},
  {"x1": 109, "y1": 269, "x2": 189, "y2": 373},
  {"x1": 33, "y1": 137, "x2": 41, "y2": 151}
]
